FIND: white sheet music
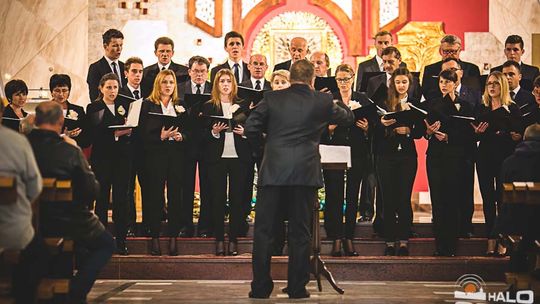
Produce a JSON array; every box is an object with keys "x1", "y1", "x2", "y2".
[
  {"x1": 319, "y1": 145, "x2": 351, "y2": 168},
  {"x1": 108, "y1": 98, "x2": 143, "y2": 128}
]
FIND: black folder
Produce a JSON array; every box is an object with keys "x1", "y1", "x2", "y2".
[
  {"x1": 384, "y1": 103, "x2": 427, "y2": 126},
  {"x1": 314, "y1": 76, "x2": 339, "y2": 93},
  {"x1": 148, "y1": 112, "x2": 180, "y2": 129},
  {"x1": 64, "y1": 117, "x2": 80, "y2": 131},
  {"x1": 237, "y1": 86, "x2": 267, "y2": 106},
  {"x1": 184, "y1": 93, "x2": 211, "y2": 115},
  {"x1": 369, "y1": 83, "x2": 388, "y2": 105},
  {"x1": 359, "y1": 72, "x2": 385, "y2": 92},
  {"x1": 352, "y1": 102, "x2": 378, "y2": 122}
]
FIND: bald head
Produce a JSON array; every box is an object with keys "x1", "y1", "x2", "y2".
[
  {"x1": 524, "y1": 124, "x2": 540, "y2": 141},
  {"x1": 310, "y1": 51, "x2": 329, "y2": 77},
  {"x1": 289, "y1": 37, "x2": 308, "y2": 63},
  {"x1": 35, "y1": 101, "x2": 64, "y2": 134}
]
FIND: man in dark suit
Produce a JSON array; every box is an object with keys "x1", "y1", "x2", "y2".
[
  {"x1": 273, "y1": 37, "x2": 308, "y2": 71},
  {"x1": 87, "y1": 28, "x2": 127, "y2": 102},
  {"x1": 366, "y1": 47, "x2": 422, "y2": 101},
  {"x1": 246, "y1": 60, "x2": 353, "y2": 299},
  {"x1": 422, "y1": 34, "x2": 480, "y2": 100},
  {"x1": 240, "y1": 54, "x2": 271, "y2": 90},
  {"x1": 210, "y1": 31, "x2": 251, "y2": 84},
  {"x1": 439, "y1": 58, "x2": 481, "y2": 238},
  {"x1": 178, "y1": 55, "x2": 212, "y2": 238},
  {"x1": 502, "y1": 60, "x2": 536, "y2": 109},
  {"x1": 491, "y1": 35, "x2": 539, "y2": 86},
  {"x1": 141, "y1": 37, "x2": 188, "y2": 98},
  {"x1": 355, "y1": 30, "x2": 406, "y2": 92},
  {"x1": 118, "y1": 57, "x2": 144, "y2": 237}
]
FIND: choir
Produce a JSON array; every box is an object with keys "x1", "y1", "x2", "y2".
[{"x1": 3, "y1": 29, "x2": 539, "y2": 258}]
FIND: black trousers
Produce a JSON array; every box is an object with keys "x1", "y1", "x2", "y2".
[
  {"x1": 377, "y1": 155, "x2": 416, "y2": 242},
  {"x1": 323, "y1": 156, "x2": 367, "y2": 240},
  {"x1": 427, "y1": 154, "x2": 466, "y2": 253},
  {"x1": 460, "y1": 157, "x2": 475, "y2": 235},
  {"x1": 476, "y1": 155, "x2": 505, "y2": 238},
  {"x1": 91, "y1": 145, "x2": 132, "y2": 239},
  {"x1": 142, "y1": 144, "x2": 184, "y2": 237},
  {"x1": 196, "y1": 161, "x2": 213, "y2": 235},
  {"x1": 181, "y1": 154, "x2": 211, "y2": 235},
  {"x1": 251, "y1": 185, "x2": 316, "y2": 298},
  {"x1": 12, "y1": 234, "x2": 50, "y2": 304},
  {"x1": 208, "y1": 158, "x2": 249, "y2": 242}
]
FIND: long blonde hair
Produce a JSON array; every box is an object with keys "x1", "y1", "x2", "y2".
[
  {"x1": 210, "y1": 69, "x2": 239, "y2": 108},
  {"x1": 148, "y1": 70, "x2": 179, "y2": 105},
  {"x1": 482, "y1": 71, "x2": 512, "y2": 107}
]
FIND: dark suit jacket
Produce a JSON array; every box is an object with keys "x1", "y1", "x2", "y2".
[
  {"x1": 239, "y1": 79, "x2": 272, "y2": 91},
  {"x1": 1, "y1": 104, "x2": 27, "y2": 132},
  {"x1": 210, "y1": 61, "x2": 250, "y2": 84},
  {"x1": 86, "y1": 99, "x2": 131, "y2": 163},
  {"x1": 200, "y1": 100, "x2": 252, "y2": 163},
  {"x1": 177, "y1": 80, "x2": 212, "y2": 101},
  {"x1": 141, "y1": 62, "x2": 189, "y2": 98},
  {"x1": 492, "y1": 63, "x2": 540, "y2": 84},
  {"x1": 63, "y1": 101, "x2": 90, "y2": 148},
  {"x1": 366, "y1": 73, "x2": 422, "y2": 101},
  {"x1": 422, "y1": 60, "x2": 480, "y2": 100},
  {"x1": 273, "y1": 60, "x2": 291, "y2": 72},
  {"x1": 355, "y1": 57, "x2": 407, "y2": 91},
  {"x1": 87, "y1": 57, "x2": 127, "y2": 102},
  {"x1": 513, "y1": 88, "x2": 536, "y2": 109},
  {"x1": 245, "y1": 83, "x2": 354, "y2": 187}
]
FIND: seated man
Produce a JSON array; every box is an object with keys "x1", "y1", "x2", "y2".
[
  {"x1": 0, "y1": 98, "x2": 47, "y2": 304},
  {"x1": 27, "y1": 101, "x2": 115, "y2": 304}
]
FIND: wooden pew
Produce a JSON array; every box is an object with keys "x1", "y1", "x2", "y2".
[{"x1": 501, "y1": 182, "x2": 540, "y2": 296}]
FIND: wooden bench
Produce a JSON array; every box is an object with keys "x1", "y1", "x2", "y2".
[{"x1": 502, "y1": 182, "x2": 540, "y2": 296}]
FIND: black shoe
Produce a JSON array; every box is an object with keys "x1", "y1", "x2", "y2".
[
  {"x1": 384, "y1": 245, "x2": 395, "y2": 256},
  {"x1": 331, "y1": 239, "x2": 342, "y2": 257},
  {"x1": 116, "y1": 238, "x2": 129, "y2": 255},
  {"x1": 228, "y1": 241, "x2": 238, "y2": 256},
  {"x1": 288, "y1": 290, "x2": 310, "y2": 299},
  {"x1": 178, "y1": 230, "x2": 193, "y2": 238},
  {"x1": 197, "y1": 230, "x2": 211, "y2": 238},
  {"x1": 359, "y1": 215, "x2": 372, "y2": 222},
  {"x1": 248, "y1": 291, "x2": 270, "y2": 299},
  {"x1": 215, "y1": 241, "x2": 225, "y2": 256},
  {"x1": 343, "y1": 239, "x2": 359, "y2": 256},
  {"x1": 150, "y1": 237, "x2": 161, "y2": 256},
  {"x1": 169, "y1": 237, "x2": 178, "y2": 256},
  {"x1": 397, "y1": 246, "x2": 409, "y2": 256}
]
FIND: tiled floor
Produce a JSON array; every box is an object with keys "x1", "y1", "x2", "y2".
[{"x1": 88, "y1": 279, "x2": 507, "y2": 303}]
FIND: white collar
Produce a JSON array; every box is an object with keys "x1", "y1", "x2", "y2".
[
  {"x1": 251, "y1": 77, "x2": 264, "y2": 89},
  {"x1": 513, "y1": 86, "x2": 521, "y2": 95},
  {"x1": 191, "y1": 81, "x2": 204, "y2": 92},
  {"x1": 127, "y1": 83, "x2": 140, "y2": 95},
  {"x1": 104, "y1": 56, "x2": 119, "y2": 68},
  {"x1": 375, "y1": 55, "x2": 384, "y2": 71},
  {"x1": 456, "y1": 83, "x2": 462, "y2": 93},
  {"x1": 228, "y1": 59, "x2": 242, "y2": 68},
  {"x1": 158, "y1": 62, "x2": 171, "y2": 70},
  {"x1": 160, "y1": 100, "x2": 176, "y2": 116},
  {"x1": 399, "y1": 95, "x2": 408, "y2": 103}
]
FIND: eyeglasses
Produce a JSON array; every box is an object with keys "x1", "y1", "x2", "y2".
[
  {"x1": 486, "y1": 81, "x2": 501, "y2": 87},
  {"x1": 447, "y1": 67, "x2": 461, "y2": 71},
  {"x1": 250, "y1": 62, "x2": 267, "y2": 67},
  {"x1": 336, "y1": 77, "x2": 352, "y2": 83},
  {"x1": 442, "y1": 49, "x2": 460, "y2": 55},
  {"x1": 191, "y1": 69, "x2": 207, "y2": 75}
]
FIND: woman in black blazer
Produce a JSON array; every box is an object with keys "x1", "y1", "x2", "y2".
[
  {"x1": 201, "y1": 68, "x2": 252, "y2": 256},
  {"x1": 424, "y1": 69, "x2": 476, "y2": 257},
  {"x1": 321, "y1": 64, "x2": 369, "y2": 256},
  {"x1": 2, "y1": 79, "x2": 28, "y2": 132},
  {"x1": 376, "y1": 68, "x2": 424, "y2": 256},
  {"x1": 473, "y1": 71, "x2": 522, "y2": 256},
  {"x1": 49, "y1": 74, "x2": 89, "y2": 148},
  {"x1": 139, "y1": 70, "x2": 189, "y2": 256},
  {"x1": 86, "y1": 73, "x2": 133, "y2": 255}
]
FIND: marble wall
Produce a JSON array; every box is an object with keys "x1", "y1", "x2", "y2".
[{"x1": 0, "y1": 0, "x2": 88, "y2": 106}]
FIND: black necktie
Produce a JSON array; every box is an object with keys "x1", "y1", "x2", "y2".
[
  {"x1": 196, "y1": 84, "x2": 201, "y2": 94},
  {"x1": 133, "y1": 90, "x2": 140, "y2": 99},
  {"x1": 233, "y1": 63, "x2": 240, "y2": 83},
  {"x1": 510, "y1": 91, "x2": 516, "y2": 100},
  {"x1": 255, "y1": 80, "x2": 261, "y2": 90},
  {"x1": 161, "y1": 66, "x2": 166, "y2": 71},
  {"x1": 111, "y1": 62, "x2": 122, "y2": 87}
]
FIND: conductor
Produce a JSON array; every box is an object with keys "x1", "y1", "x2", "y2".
[{"x1": 246, "y1": 59, "x2": 353, "y2": 299}]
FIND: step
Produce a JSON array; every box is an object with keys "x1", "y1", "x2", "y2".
[
  {"x1": 99, "y1": 255, "x2": 508, "y2": 282},
  {"x1": 121, "y1": 237, "x2": 489, "y2": 256},
  {"x1": 108, "y1": 222, "x2": 488, "y2": 239}
]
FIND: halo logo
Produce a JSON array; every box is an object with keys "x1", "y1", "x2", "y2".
[{"x1": 453, "y1": 274, "x2": 534, "y2": 304}]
